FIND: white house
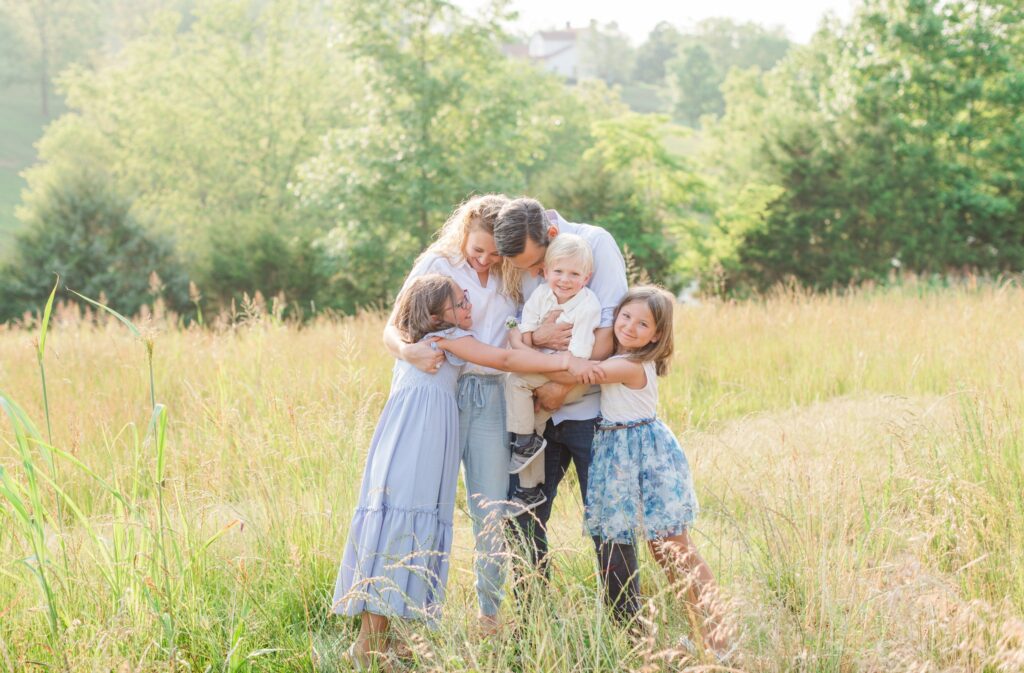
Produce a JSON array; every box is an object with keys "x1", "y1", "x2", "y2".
[{"x1": 504, "y1": 24, "x2": 595, "y2": 82}]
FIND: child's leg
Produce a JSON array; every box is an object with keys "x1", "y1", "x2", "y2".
[
  {"x1": 530, "y1": 383, "x2": 589, "y2": 436},
  {"x1": 648, "y1": 531, "x2": 728, "y2": 652},
  {"x1": 519, "y1": 384, "x2": 589, "y2": 487},
  {"x1": 352, "y1": 611, "x2": 390, "y2": 658},
  {"x1": 505, "y1": 372, "x2": 550, "y2": 436}
]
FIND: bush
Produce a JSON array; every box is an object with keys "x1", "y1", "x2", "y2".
[{"x1": 0, "y1": 170, "x2": 189, "y2": 322}]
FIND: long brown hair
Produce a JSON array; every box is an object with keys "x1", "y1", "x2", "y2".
[
  {"x1": 416, "y1": 194, "x2": 524, "y2": 304},
  {"x1": 612, "y1": 286, "x2": 676, "y2": 376},
  {"x1": 392, "y1": 274, "x2": 460, "y2": 343}
]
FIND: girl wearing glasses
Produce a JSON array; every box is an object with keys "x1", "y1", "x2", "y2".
[
  {"x1": 380, "y1": 194, "x2": 524, "y2": 634},
  {"x1": 334, "y1": 274, "x2": 599, "y2": 669}
]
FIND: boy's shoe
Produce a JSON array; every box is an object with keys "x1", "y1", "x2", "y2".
[
  {"x1": 507, "y1": 485, "x2": 547, "y2": 517},
  {"x1": 508, "y1": 434, "x2": 546, "y2": 474}
]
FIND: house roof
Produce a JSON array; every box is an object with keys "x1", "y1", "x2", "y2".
[{"x1": 537, "y1": 28, "x2": 580, "y2": 41}]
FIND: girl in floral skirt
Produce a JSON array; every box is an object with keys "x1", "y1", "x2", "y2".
[{"x1": 585, "y1": 286, "x2": 731, "y2": 659}]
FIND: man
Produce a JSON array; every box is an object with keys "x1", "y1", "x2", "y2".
[{"x1": 494, "y1": 197, "x2": 640, "y2": 620}]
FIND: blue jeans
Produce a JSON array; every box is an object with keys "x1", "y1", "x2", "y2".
[
  {"x1": 510, "y1": 417, "x2": 642, "y2": 622},
  {"x1": 457, "y1": 374, "x2": 509, "y2": 617}
]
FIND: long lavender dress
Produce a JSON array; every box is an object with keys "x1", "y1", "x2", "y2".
[{"x1": 332, "y1": 328, "x2": 471, "y2": 621}]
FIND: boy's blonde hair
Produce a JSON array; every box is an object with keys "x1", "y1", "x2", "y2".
[
  {"x1": 417, "y1": 194, "x2": 524, "y2": 303},
  {"x1": 612, "y1": 285, "x2": 675, "y2": 376},
  {"x1": 393, "y1": 274, "x2": 460, "y2": 344},
  {"x1": 545, "y1": 233, "x2": 593, "y2": 276}
]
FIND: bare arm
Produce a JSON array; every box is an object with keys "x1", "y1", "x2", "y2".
[
  {"x1": 530, "y1": 310, "x2": 573, "y2": 350},
  {"x1": 437, "y1": 336, "x2": 599, "y2": 380},
  {"x1": 383, "y1": 318, "x2": 444, "y2": 372},
  {"x1": 508, "y1": 328, "x2": 535, "y2": 352},
  {"x1": 590, "y1": 327, "x2": 614, "y2": 361},
  {"x1": 589, "y1": 356, "x2": 646, "y2": 388},
  {"x1": 533, "y1": 325, "x2": 615, "y2": 404}
]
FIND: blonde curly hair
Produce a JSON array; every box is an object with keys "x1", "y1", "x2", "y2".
[{"x1": 416, "y1": 194, "x2": 524, "y2": 304}]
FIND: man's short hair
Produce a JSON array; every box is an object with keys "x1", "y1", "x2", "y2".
[
  {"x1": 493, "y1": 197, "x2": 551, "y2": 257},
  {"x1": 545, "y1": 233, "x2": 593, "y2": 276}
]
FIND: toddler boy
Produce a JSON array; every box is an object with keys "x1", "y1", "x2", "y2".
[{"x1": 506, "y1": 233, "x2": 600, "y2": 513}]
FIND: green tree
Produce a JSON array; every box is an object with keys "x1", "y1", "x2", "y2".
[
  {"x1": 578, "y1": 20, "x2": 635, "y2": 85},
  {"x1": 701, "y1": 0, "x2": 1024, "y2": 290},
  {"x1": 0, "y1": 0, "x2": 102, "y2": 116},
  {"x1": 0, "y1": 168, "x2": 189, "y2": 322},
  {"x1": 633, "y1": 21, "x2": 681, "y2": 84},
  {"x1": 543, "y1": 112, "x2": 706, "y2": 288},
  {"x1": 294, "y1": 0, "x2": 557, "y2": 311},
  {"x1": 22, "y1": 0, "x2": 355, "y2": 305},
  {"x1": 682, "y1": 18, "x2": 790, "y2": 74},
  {"x1": 666, "y1": 44, "x2": 721, "y2": 126}
]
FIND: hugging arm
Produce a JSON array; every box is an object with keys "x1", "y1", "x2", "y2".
[
  {"x1": 530, "y1": 312, "x2": 573, "y2": 351},
  {"x1": 437, "y1": 336, "x2": 598, "y2": 381},
  {"x1": 533, "y1": 325, "x2": 614, "y2": 408},
  {"x1": 508, "y1": 327, "x2": 535, "y2": 352},
  {"x1": 383, "y1": 311, "x2": 444, "y2": 373},
  {"x1": 587, "y1": 356, "x2": 646, "y2": 388}
]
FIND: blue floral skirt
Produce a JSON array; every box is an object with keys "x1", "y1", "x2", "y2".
[{"x1": 585, "y1": 417, "x2": 699, "y2": 544}]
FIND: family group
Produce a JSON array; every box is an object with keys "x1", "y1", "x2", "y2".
[{"x1": 330, "y1": 195, "x2": 731, "y2": 668}]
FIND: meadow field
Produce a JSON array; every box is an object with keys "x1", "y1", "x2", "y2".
[{"x1": 1, "y1": 283, "x2": 1023, "y2": 672}]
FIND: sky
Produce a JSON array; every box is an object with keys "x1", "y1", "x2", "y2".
[{"x1": 454, "y1": 0, "x2": 858, "y2": 45}]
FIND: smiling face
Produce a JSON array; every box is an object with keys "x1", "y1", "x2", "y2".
[
  {"x1": 464, "y1": 228, "x2": 501, "y2": 274},
  {"x1": 440, "y1": 284, "x2": 474, "y2": 330},
  {"x1": 613, "y1": 300, "x2": 659, "y2": 352},
  {"x1": 545, "y1": 255, "x2": 591, "y2": 303}
]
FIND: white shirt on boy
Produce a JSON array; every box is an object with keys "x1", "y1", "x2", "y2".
[
  {"x1": 519, "y1": 284, "x2": 601, "y2": 359},
  {"x1": 519, "y1": 211, "x2": 628, "y2": 424}
]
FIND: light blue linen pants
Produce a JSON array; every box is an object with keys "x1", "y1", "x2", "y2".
[{"x1": 456, "y1": 373, "x2": 509, "y2": 617}]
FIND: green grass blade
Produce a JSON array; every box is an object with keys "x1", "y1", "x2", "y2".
[
  {"x1": 37, "y1": 276, "x2": 60, "y2": 359},
  {"x1": 0, "y1": 466, "x2": 32, "y2": 524},
  {"x1": 147, "y1": 404, "x2": 169, "y2": 482},
  {"x1": 0, "y1": 393, "x2": 52, "y2": 471},
  {"x1": 66, "y1": 289, "x2": 141, "y2": 338}
]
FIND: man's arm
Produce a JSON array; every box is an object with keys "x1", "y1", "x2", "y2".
[
  {"x1": 590, "y1": 326, "x2": 614, "y2": 361},
  {"x1": 530, "y1": 310, "x2": 573, "y2": 350},
  {"x1": 533, "y1": 325, "x2": 612, "y2": 407}
]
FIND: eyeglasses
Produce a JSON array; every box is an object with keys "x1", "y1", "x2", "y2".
[{"x1": 454, "y1": 289, "x2": 471, "y2": 310}]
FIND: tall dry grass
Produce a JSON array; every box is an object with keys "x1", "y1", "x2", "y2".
[{"x1": 1, "y1": 282, "x2": 1022, "y2": 671}]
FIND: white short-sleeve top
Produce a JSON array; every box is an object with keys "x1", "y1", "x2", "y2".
[
  {"x1": 398, "y1": 252, "x2": 516, "y2": 376},
  {"x1": 598, "y1": 357, "x2": 659, "y2": 423}
]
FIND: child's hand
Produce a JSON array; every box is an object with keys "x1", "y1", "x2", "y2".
[
  {"x1": 580, "y1": 361, "x2": 606, "y2": 385},
  {"x1": 567, "y1": 357, "x2": 605, "y2": 385}
]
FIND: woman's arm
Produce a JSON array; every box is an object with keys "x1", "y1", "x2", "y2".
[
  {"x1": 383, "y1": 321, "x2": 444, "y2": 372},
  {"x1": 590, "y1": 356, "x2": 647, "y2": 389},
  {"x1": 438, "y1": 336, "x2": 599, "y2": 380}
]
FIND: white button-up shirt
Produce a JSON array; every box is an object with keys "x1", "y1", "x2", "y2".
[
  {"x1": 519, "y1": 284, "x2": 601, "y2": 359},
  {"x1": 398, "y1": 252, "x2": 517, "y2": 376}
]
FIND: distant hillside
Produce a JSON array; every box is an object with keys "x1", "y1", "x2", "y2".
[{"x1": 0, "y1": 83, "x2": 64, "y2": 259}]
